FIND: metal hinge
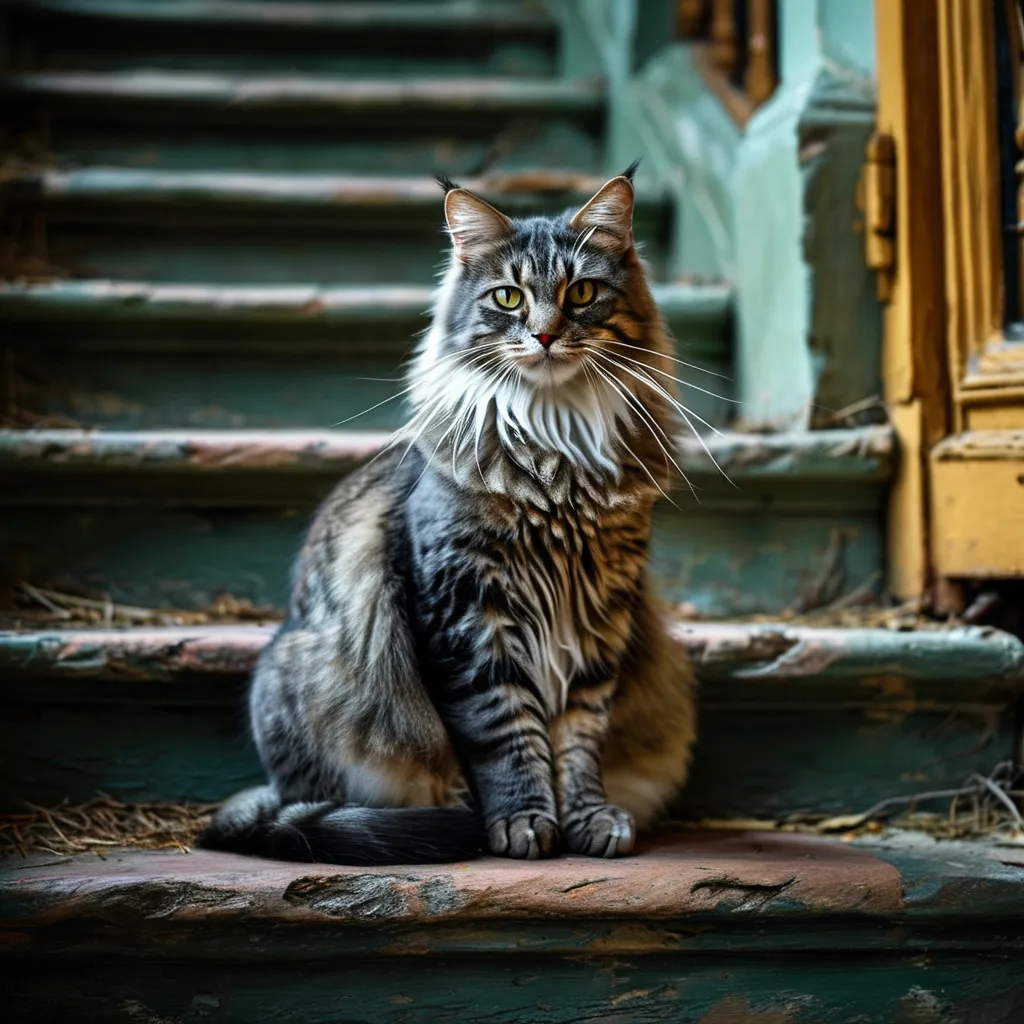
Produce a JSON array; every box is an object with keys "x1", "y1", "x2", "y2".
[{"x1": 857, "y1": 132, "x2": 896, "y2": 302}]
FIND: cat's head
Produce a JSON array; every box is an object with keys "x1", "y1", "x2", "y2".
[
  {"x1": 406, "y1": 164, "x2": 680, "y2": 489},
  {"x1": 435, "y1": 163, "x2": 647, "y2": 389}
]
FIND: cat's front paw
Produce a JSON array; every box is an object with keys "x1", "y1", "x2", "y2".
[
  {"x1": 565, "y1": 804, "x2": 635, "y2": 857},
  {"x1": 487, "y1": 811, "x2": 560, "y2": 859}
]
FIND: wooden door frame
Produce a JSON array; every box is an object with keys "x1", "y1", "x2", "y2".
[
  {"x1": 876, "y1": 0, "x2": 1024, "y2": 602},
  {"x1": 874, "y1": 0, "x2": 951, "y2": 601}
]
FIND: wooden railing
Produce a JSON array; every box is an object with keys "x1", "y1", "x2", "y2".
[{"x1": 678, "y1": 0, "x2": 778, "y2": 116}]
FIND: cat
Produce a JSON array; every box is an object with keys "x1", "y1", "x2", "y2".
[{"x1": 199, "y1": 162, "x2": 697, "y2": 864}]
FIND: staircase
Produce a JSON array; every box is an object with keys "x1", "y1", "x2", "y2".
[{"x1": 2, "y1": 2, "x2": 1024, "y2": 1020}]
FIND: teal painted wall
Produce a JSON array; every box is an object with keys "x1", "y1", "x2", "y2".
[{"x1": 734, "y1": 0, "x2": 880, "y2": 429}]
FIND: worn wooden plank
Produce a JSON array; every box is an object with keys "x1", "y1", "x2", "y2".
[
  {"x1": 8, "y1": 169, "x2": 624, "y2": 212},
  {"x1": 3, "y1": 622, "x2": 1021, "y2": 689},
  {"x1": 7, "y1": 78, "x2": 605, "y2": 173},
  {"x1": 41, "y1": 122, "x2": 601, "y2": 175},
  {"x1": 0, "y1": 285, "x2": 732, "y2": 428},
  {"x1": 3, "y1": 72, "x2": 604, "y2": 117},
  {"x1": 0, "y1": 429, "x2": 387, "y2": 481},
  {"x1": 2, "y1": 621, "x2": 1017, "y2": 814},
  {"x1": 0, "y1": 426, "x2": 895, "y2": 496},
  {"x1": 0, "y1": 280, "x2": 732, "y2": 328},
  {"x1": 0, "y1": 281, "x2": 436, "y2": 324},
  {"x1": 5, "y1": 346, "x2": 728, "y2": 431},
  {"x1": 1, "y1": 499, "x2": 884, "y2": 616},
  {"x1": 13, "y1": 173, "x2": 673, "y2": 283},
  {"x1": 0, "y1": 831, "x2": 904, "y2": 931},
  {"x1": 9, "y1": 835, "x2": 1019, "y2": 1023},
  {"x1": 10, "y1": 0, "x2": 557, "y2": 35},
  {"x1": 7, "y1": 952, "x2": 1024, "y2": 1024},
  {"x1": 0, "y1": 686, "x2": 1010, "y2": 815}
]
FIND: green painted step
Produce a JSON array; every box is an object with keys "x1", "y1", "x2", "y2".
[
  {"x1": 0, "y1": 279, "x2": 734, "y2": 429},
  {"x1": 8, "y1": 169, "x2": 631, "y2": 221},
  {"x1": 4, "y1": 72, "x2": 600, "y2": 117},
  {"x1": 0, "y1": 426, "x2": 891, "y2": 616},
  {"x1": 4, "y1": 73, "x2": 603, "y2": 174},
  {"x1": 0, "y1": 426, "x2": 892, "y2": 504},
  {"x1": 7, "y1": 172, "x2": 673, "y2": 283},
  {"x1": 0, "y1": 279, "x2": 731, "y2": 331},
  {"x1": 2, "y1": 831, "x2": 1024, "y2": 1023},
  {"x1": 8, "y1": 0, "x2": 558, "y2": 77},
  {"x1": 1, "y1": 621, "x2": 1021, "y2": 813}
]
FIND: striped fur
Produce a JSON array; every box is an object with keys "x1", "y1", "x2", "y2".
[{"x1": 200, "y1": 166, "x2": 697, "y2": 863}]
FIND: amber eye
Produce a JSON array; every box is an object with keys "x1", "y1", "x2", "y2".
[
  {"x1": 567, "y1": 279, "x2": 597, "y2": 306},
  {"x1": 493, "y1": 286, "x2": 523, "y2": 310}
]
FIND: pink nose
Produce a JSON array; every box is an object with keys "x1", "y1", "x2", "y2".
[{"x1": 534, "y1": 333, "x2": 557, "y2": 347}]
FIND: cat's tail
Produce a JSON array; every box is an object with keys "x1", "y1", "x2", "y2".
[{"x1": 196, "y1": 786, "x2": 484, "y2": 865}]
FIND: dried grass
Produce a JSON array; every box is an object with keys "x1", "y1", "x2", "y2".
[
  {"x1": 676, "y1": 593, "x2": 968, "y2": 631},
  {"x1": 695, "y1": 761, "x2": 1024, "y2": 844},
  {"x1": 4, "y1": 583, "x2": 283, "y2": 629},
  {"x1": 0, "y1": 795, "x2": 219, "y2": 858}
]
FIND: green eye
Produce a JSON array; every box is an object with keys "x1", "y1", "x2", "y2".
[
  {"x1": 493, "y1": 286, "x2": 523, "y2": 310},
  {"x1": 567, "y1": 279, "x2": 597, "y2": 305}
]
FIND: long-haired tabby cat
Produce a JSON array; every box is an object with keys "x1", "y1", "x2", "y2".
[{"x1": 200, "y1": 162, "x2": 697, "y2": 864}]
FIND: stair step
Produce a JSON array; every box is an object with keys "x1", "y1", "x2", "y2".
[
  {"x1": 2, "y1": 280, "x2": 734, "y2": 430},
  {"x1": 1, "y1": 622, "x2": 1021, "y2": 813},
  {"x1": 9, "y1": 0, "x2": 558, "y2": 77},
  {"x1": 0, "y1": 279, "x2": 732, "y2": 330},
  {"x1": 7, "y1": 171, "x2": 673, "y2": 284},
  {"x1": 0, "y1": 426, "x2": 893, "y2": 505},
  {"x1": 5, "y1": 72, "x2": 600, "y2": 118},
  {"x1": 5, "y1": 620, "x2": 1021, "y2": 691},
  {"x1": 5, "y1": 838, "x2": 1022, "y2": 1022},
  {"x1": 4, "y1": 72, "x2": 602, "y2": 174},
  {"x1": 9, "y1": 169, "x2": 629, "y2": 222},
  {"x1": 0, "y1": 426, "x2": 892, "y2": 617},
  {"x1": 4, "y1": 833, "x2": 1023, "y2": 1021}
]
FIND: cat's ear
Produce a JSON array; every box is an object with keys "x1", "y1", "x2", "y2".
[
  {"x1": 570, "y1": 174, "x2": 635, "y2": 251},
  {"x1": 444, "y1": 188, "x2": 512, "y2": 263}
]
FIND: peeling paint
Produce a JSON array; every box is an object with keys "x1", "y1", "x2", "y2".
[
  {"x1": 0, "y1": 425, "x2": 895, "y2": 485},
  {"x1": 699, "y1": 996, "x2": 795, "y2": 1023},
  {"x1": 3, "y1": 621, "x2": 1022, "y2": 690},
  {"x1": 7, "y1": 71, "x2": 603, "y2": 117},
  {"x1": 690, "y1": 875, "x2": 797, "y2": 912}
]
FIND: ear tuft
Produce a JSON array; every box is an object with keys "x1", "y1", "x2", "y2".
[
  {"x1": 569, "y1": 174, "x2": 636, "y2": 250},
  {"x1": 621, "y1": 157, "x2": 641, "y2": 183},
  {"x1": 436, "y1": 175, "x2": 461, "y2": 194},
  {"x1": 444, "y1": 189, "x2": 512, "y2": 263}
]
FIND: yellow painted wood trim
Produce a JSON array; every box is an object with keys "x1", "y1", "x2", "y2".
[
  {"x1": 886, "y1": 400, "x2": 928, "y2": 598},
  {"x1": 936, "y1": 0, "x2": 1006, "y2": 416},
  {"x1": 967, "y1": 405, "x2": 1024, "y2": 430},
  {"x1": 930, "y1": 432, "x2": 1024, "y2": 577},
  {"x1": 960, "y1": 383, "x2": 1024, "y2": 406},
  {"x1": 874, "y1": 0, "x2": 950, "y2": 599}
]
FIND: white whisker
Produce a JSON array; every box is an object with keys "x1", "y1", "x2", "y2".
[
  {"x1": 589, "y1": 349, "x2": 737, "y2": 488},
  {"x1": 594, "y1": 346, "x2": 741, "y2": 404},
  {"x1": 585, "y1": 347, "x2": 725, "y2": 437},
  {"x1": 587, "y1": 357, "x2": 696, "y2": 499},
  {"x1": 603, "y1": 337, "x2": 732, "y2": 379}
]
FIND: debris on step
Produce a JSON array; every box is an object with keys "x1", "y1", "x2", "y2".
[
  {"x1": 4, "y1": 759, "x2": 1022, "y2": 862},
  {"x1": 1, "y1": 795, "x2": 216, "y2": 858},
  {"x1": 2, "y1": 583, "x2": 283, "y2": 629},
  {"x1": 677, "y1": 593, "x2": 996, "y2": 631},
  {"x1": 696, "y1": 758, "x2": 1024, "y2": 844}
]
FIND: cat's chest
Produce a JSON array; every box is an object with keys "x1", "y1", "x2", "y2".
[{"x1": 497, "y1": 501, "x2": 648, "y2": 712}]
